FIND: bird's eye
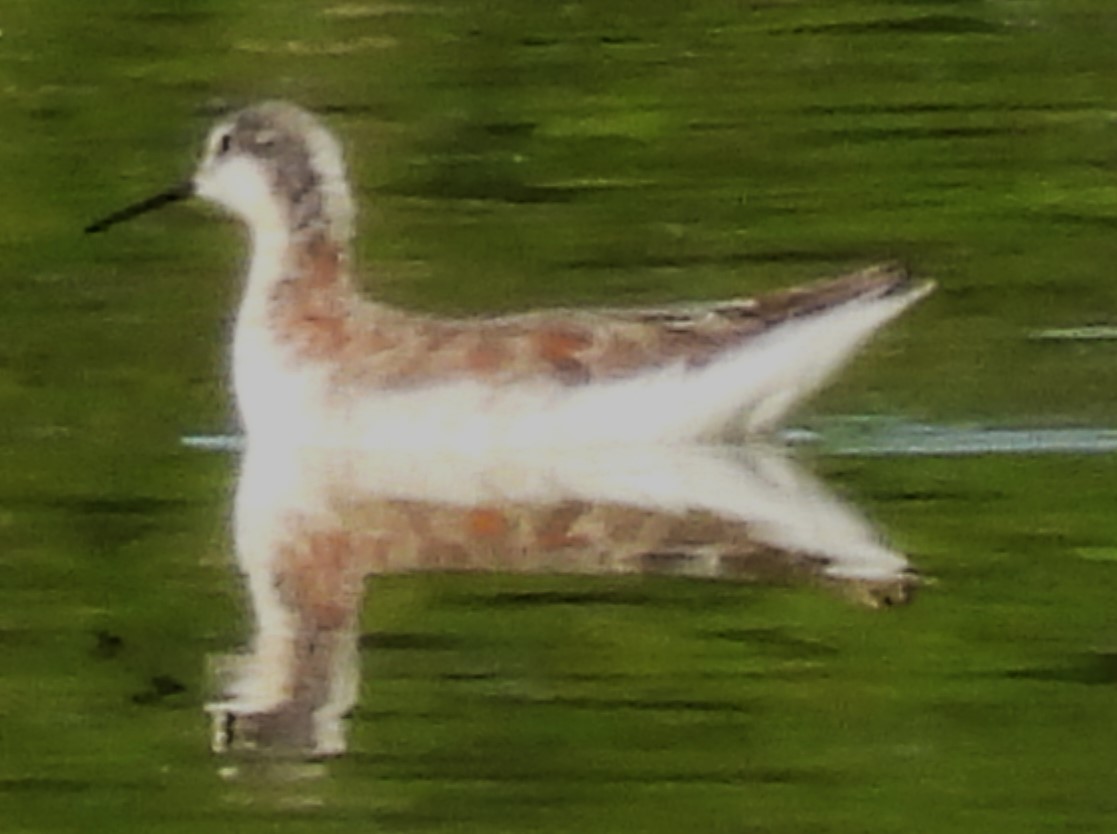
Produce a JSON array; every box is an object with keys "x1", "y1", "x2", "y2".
[{"x1": 217, "y1": 133, "x2": 233, "y2": 155}]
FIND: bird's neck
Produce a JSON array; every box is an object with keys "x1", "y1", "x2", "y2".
[{"x1": 241, "y1": 222, "x2": 357, "y2": 325}]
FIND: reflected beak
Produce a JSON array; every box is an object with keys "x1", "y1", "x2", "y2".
[{"x1": 84, "y1": 180, "x2": 195, "y2": 234}]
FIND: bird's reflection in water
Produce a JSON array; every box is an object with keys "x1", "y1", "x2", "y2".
[{"x1": 208, "y1": 442, "x2": 915, "y2": 758}]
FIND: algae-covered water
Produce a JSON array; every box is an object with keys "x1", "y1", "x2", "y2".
[{"x1": 3, "y1": 2, "x2": 1117, "y2": 831}]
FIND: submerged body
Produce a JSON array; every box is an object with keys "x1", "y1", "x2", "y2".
[
  {"x1": 89, "y1": 102, "x2": 932, "y2": 448},
  {"x1": 216, "y1": 441, "x2": 914, "y2": 754}
]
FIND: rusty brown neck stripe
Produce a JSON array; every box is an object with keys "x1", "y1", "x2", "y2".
[
  {"x1": 266, "y1": 232, "x2": 363, "y2": 362},
  {"x1": 284, "y1": 232, "x2": 352, "y2": 295}
]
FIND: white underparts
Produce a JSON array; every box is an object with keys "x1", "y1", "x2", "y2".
[{"x1": 233, "y1": 268, "x2": 926, "y2": 450}]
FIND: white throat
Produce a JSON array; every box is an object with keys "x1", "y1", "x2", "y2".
[
  {"x1": 231, "y1": 221, "x2": 324, "y2": 443},
  {"x1": 194, "y1": 155, "x2": 294, "y2": 313}
]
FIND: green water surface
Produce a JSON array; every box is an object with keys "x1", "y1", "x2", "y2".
[{"x1": 2, "y1": 2, "x2": 1116, "y2": 832}]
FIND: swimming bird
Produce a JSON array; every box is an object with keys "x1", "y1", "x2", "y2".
[{"x1": 86, "y1": 101, "x2": 932, "y2": 449}]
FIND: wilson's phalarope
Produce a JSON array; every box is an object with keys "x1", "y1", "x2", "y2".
[{"x1": 86, "y1": 102, "x2": 933, "y2": 448}]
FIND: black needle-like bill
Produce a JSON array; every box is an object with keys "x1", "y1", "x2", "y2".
[{"x1": 84, "y1": 181, "x2": 195, "y2": 234}]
